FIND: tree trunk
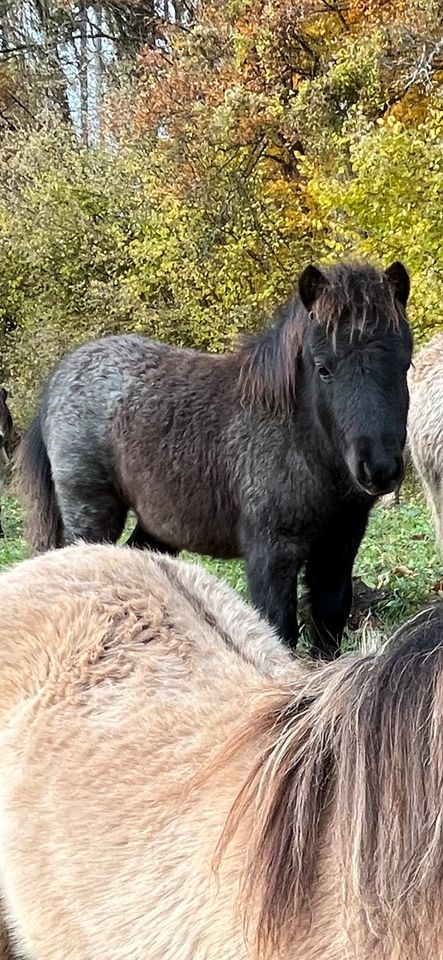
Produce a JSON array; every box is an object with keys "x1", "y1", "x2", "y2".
[
  {"x1": 94, "y1": 2, "x2": 103, "y2": 144},
  {"x1": 79, "y1": 0, "x2": 89, "y2": 145}
]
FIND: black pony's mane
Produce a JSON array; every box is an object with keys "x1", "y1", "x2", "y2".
[{"x1": 237, "y1": 261, "x2": 402, "y2": 413}]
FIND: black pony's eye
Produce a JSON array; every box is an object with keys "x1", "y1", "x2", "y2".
[{"x1": 317, "y1": 364, "x2": 333, "y2": 382}]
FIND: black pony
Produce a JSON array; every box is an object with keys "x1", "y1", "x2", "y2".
[{"x1": 16, "y1": 260, "x2": 413, "y2": 658}]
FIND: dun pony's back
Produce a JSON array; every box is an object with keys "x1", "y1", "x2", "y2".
[{"x1": 0, "y1": 546, "x2": 441, "y2": 959}]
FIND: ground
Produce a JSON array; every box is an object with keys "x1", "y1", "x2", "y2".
[{"x1": 1, "y1": 473, "x2": 441, "y2": 650}]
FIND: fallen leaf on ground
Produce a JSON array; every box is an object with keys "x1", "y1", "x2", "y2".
[{"x1": 394, "y1": 565, "x2": 414, "y2": 577}]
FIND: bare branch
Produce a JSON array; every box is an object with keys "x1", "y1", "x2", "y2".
[{"x1": 405, "y1": 36, "x2": 443, "y2": 91}]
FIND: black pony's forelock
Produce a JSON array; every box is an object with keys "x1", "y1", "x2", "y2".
[{"x1": 312, "y1": 261, "x2": 401, "y2": 335}]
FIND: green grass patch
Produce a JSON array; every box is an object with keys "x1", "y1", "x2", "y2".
[
  {"x1": 353, "y1": 477, "x2": 441, "y2": 626},
  {"x1": 0, "y1": 496, "x2": 28, "y2": 569}
]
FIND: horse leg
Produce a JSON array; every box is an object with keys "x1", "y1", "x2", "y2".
[
  {"x1": 305, "y1": 520, "x2": 368, "y2": 659},
  {"x1": 424, "y1": 477, "x2": 443, "y2": 556},
  {"x1": 245, "y1": 539, "x2": 301, "y2": 650},
  {"x1": 125, "y1": 521, "x2": 178, "y2": 555},
  {"x1": 55, "y1": 481, "x2": 127, "y2": 545},
  {"x1": 305, "y1": 562, "x2": 352, "y2": 660}
]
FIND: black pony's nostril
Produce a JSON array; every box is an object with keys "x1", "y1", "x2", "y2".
[{"x1": 357, "y1": 455, "x2": 404, "y2": 494}]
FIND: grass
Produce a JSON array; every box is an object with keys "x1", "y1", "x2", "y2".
[
  {"x1": 0, "y1": 473, "x2": 441, "y2": 649},
  {"x1": 0, "y1": 496, "x2": 28, "y2": 568}
]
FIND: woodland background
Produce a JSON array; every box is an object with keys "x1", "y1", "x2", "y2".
[{"x1": 1, "y1": 0, "x2": 443, "y2": 418}]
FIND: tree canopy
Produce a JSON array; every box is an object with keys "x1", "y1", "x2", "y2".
[{"x1": 1, "y1": 0, "x2": 442, "y2": 416}]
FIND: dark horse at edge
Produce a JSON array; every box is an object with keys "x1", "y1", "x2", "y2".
[
  {"x1": 16, "y1": 260, "x2": 413, "y2": 658},
  {"x1": 0, "y1": 389, "x2": 14, "y2": 540}
]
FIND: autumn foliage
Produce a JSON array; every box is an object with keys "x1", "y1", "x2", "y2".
[{"x1": 1, "y1": 0, "x2": 443, "y2": 416}]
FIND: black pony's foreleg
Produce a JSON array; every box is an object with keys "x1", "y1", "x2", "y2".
[
  {"x1": 305, "y1": 563, "x2": 352, "y2": 660},
  {"x1": 245, "y1": 540, "x2": 301, "y2": 650},
  {"x1": 305, "y1": 520, "x2": 368, "y2": 659},
  {"x1": 125, "y1": 522, "x2": 178, "y2": 555}
]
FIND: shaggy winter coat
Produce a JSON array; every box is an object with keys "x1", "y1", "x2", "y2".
[
  {"x1": 407, "y1": 332, "x2": 443, "y2": 551},
  {"x1": 0, "y1": 544, "x2": 440, "y2": 959}
]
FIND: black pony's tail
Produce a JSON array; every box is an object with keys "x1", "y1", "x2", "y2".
[{"x1": 14, "y1": 411, "x2": 63, "y2": 553}]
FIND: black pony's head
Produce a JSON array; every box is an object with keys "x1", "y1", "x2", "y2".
[{"x1": 299, "y1": 261, "x2": 412, "y2": 497}]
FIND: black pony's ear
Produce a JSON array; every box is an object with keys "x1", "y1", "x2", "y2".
[
  {"x1": 385, "y1": 261, "x2": 410, "y2": 307},
  {"x1": 0, "y1": 388, "x2": 8, "y2": 401},
  {"x1": 298, "y1": 265, "x2": 329, "y2": 312}
]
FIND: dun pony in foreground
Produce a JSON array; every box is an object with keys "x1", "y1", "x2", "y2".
[
  {"x1": 408, "y1": 331, "x2": 443, "y2": 552},
  {"x1": 16, "y1": 260, "x2": 412, "y2": 657},
  {"x1": 0, "y1": 545, "x2": 442, "y2": 960}
]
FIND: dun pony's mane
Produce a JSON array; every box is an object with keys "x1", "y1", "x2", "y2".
[
  {"x1": 237, "y1": 262, "x2": 401, "y2": 413},
  {"x1": 219, "y1": 605, "x2": 443, "y2": 957}
]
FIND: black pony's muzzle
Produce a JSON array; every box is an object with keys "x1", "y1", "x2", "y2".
[{"x1": 355, "y1": 454, "x2": 404, "y2": 497}]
